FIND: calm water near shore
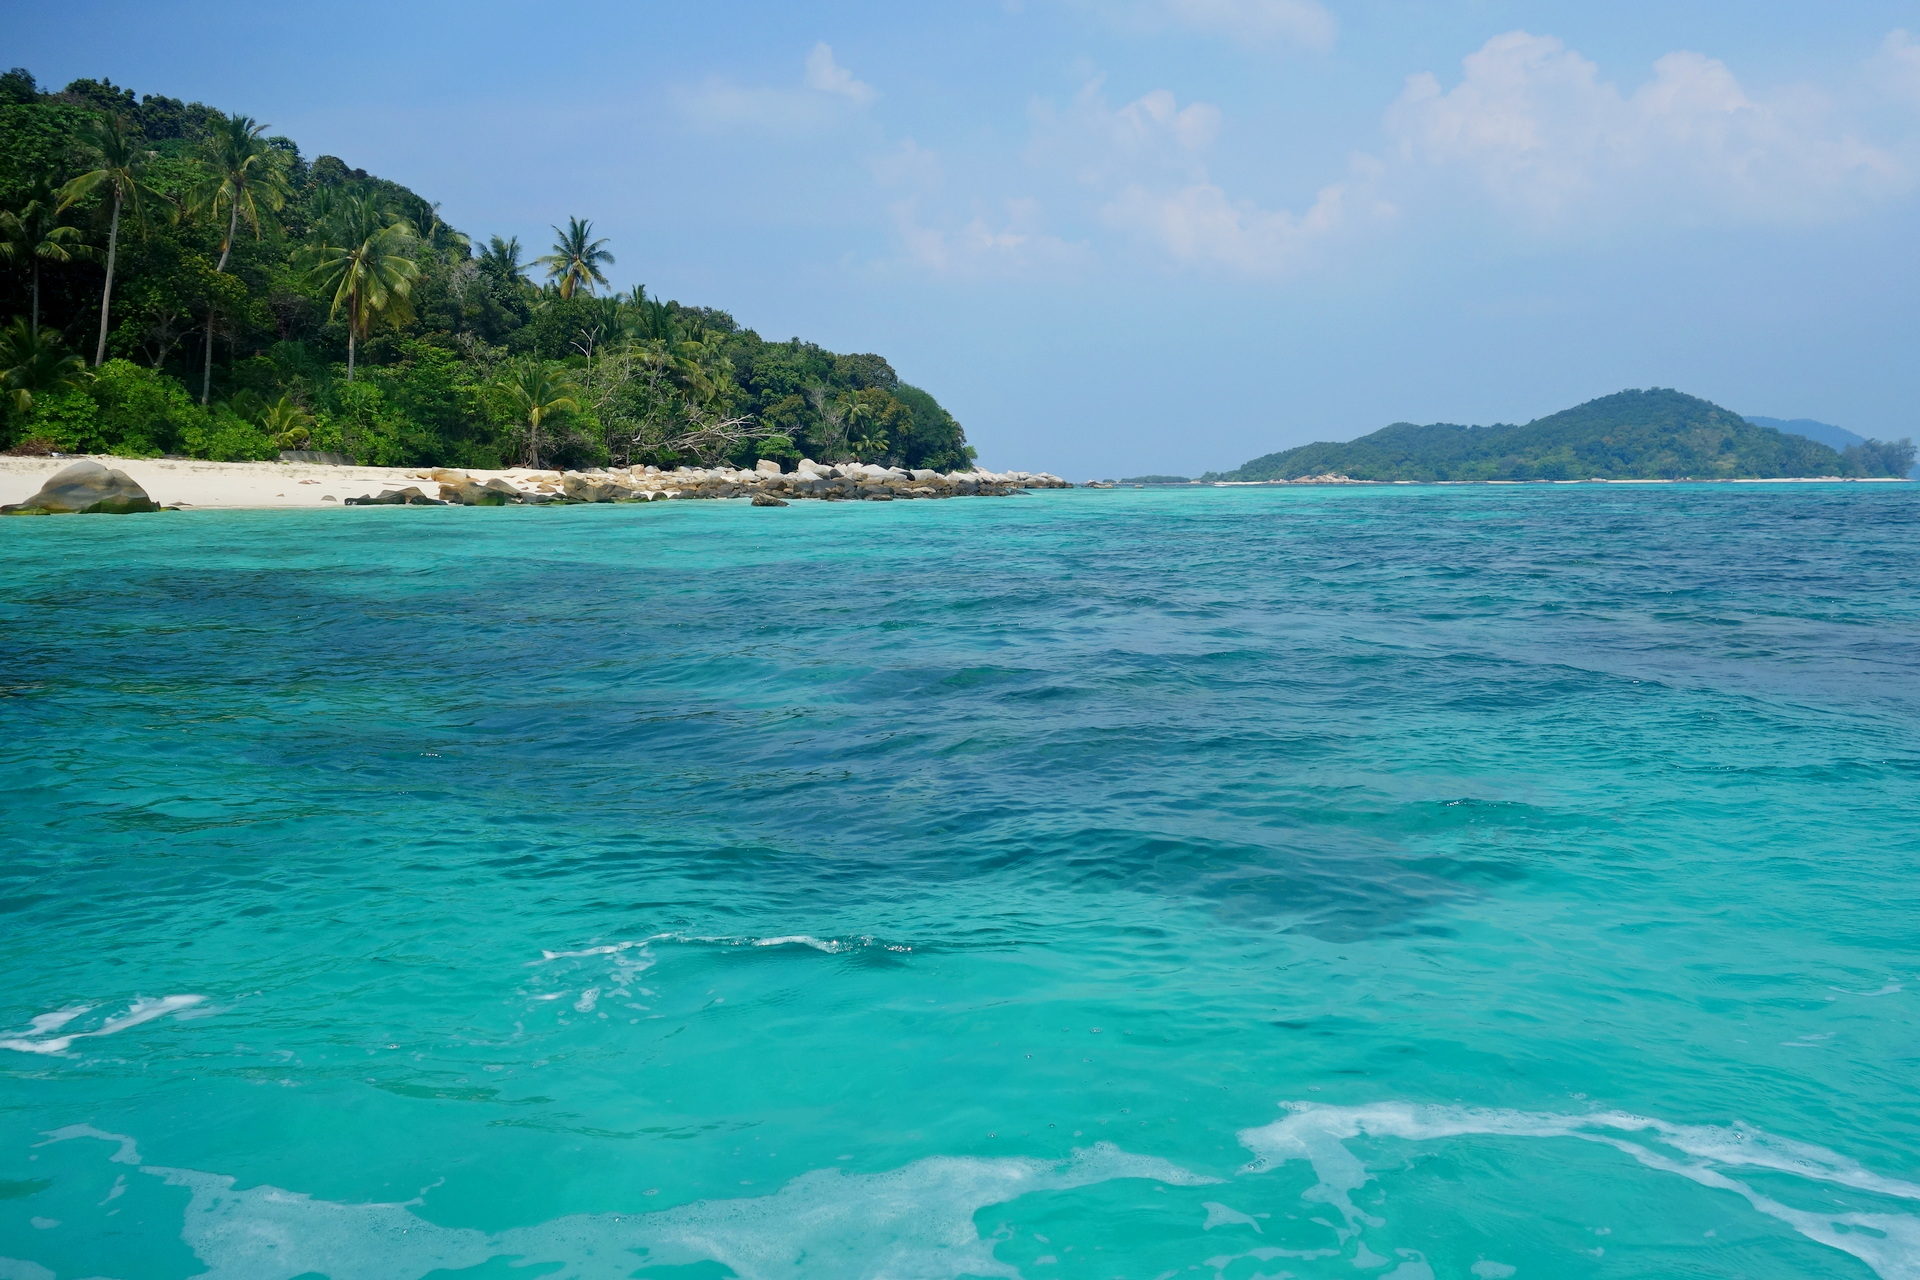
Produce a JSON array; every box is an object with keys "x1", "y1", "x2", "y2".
[{"x1": 3, "y1": 484, "x2": 1918, "y2": 1279}]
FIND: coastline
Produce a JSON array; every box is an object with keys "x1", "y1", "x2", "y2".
[
  {"x1": 0, "y1": 455, "x2": 1067, "y2": 512},
  {"x1": 2, "y1": 455, "x2": 1907, "y2": 513}
]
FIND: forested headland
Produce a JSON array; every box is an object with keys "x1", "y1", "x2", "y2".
[
  {"x1": 1209, "y1": 389, "x2": 1916, "y2": 483},
  {"x1": 0, "y1": 69, "x2": 974, "y2": 472}
]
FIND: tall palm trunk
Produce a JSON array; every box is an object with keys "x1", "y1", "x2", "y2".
[
  {"x1": 345, "y1": 283, "x2": 359, "y2": 381},
  {"x1": 29, "y1": 261, "x2": 39, "y2": 337},
  {"x1": 202, "y1": 202, "x2": 239, "y2": 404},
  {"x1": 94, "y1": 189, "x2": 121, "y2": 367}
]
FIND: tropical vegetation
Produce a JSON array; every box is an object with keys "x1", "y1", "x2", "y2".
[
  {"x1": 1208, "y1": 389, "x2": 1916, "y2": 482},
  {"x1": 0, "y1": 68, "x2": 974, "y2": 471}
]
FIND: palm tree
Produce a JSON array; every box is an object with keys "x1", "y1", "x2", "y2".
[
  {"x1": 840, "y1": 394, "x2": 878, "y2": 462},
  {"x1": 253, "y1": 392, "x2": 315, "y2": 447},
  {"x1": 477, "y1": 234, "x2": 528, "y2": 287},
  {"x1": 301, "y1": 196, "x2": 422, "y2": 380},
  {"x1": 0, "y1": 318, "x2": 89, "y2": 416},
  {"x1": 631, "y1": 291, "x2": 677, "y2": 343},
  {"x1": 497, "y1": 359, "x2": 578, "y2": 468},
  {"x1": 538, "y1": 216, "x2": 614, "y2": 298},
  {"x1": 0, "y1": 176, "x2": 89, "y2": 337},
  {"x1": 192, "y1": 114, "x2": 290, "y2": 402},
  {"x1": 59, "y1": 115, "x2": 160, "y2": 365}
]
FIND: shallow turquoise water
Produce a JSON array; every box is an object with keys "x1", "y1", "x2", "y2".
[{"x1": 2, "y1": 484, "x2": 1918, "y2": 1279}]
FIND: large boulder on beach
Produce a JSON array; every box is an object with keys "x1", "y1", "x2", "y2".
[
  {"x1": 346, "y1": 486, "x2": 444, "y2": 506},
  {"x1": 560, "y1": 473, "x2": 636, "y2": 503},
  {"x1": 438, "y1": 475, "x2": 514, "y2": 506},
  {"x1": 2, "y1": 460, "x2": 160, "y2": 515}
]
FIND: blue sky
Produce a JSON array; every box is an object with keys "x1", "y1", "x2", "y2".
[{"x1": 13, "y1": 1, "x2": 1920, "y2": 474}]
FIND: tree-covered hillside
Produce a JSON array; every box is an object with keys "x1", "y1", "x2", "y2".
[
  {"x1": 1746, "y1": 415, "x2": 1920, "y2": 479},
  {"x1": 0, "y1": 68, "x2": 974, "y2": 471},
  {"x1": 1211, "y1": 389, "x2": 1915, "y2": 482}
]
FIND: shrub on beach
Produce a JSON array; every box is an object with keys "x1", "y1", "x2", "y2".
[{"x1": 179, "y1": 406, "x2": 275, "y2": 462}]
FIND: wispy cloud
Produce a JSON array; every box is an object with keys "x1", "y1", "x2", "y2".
[
  {"x1": 805, "y1": 42, "x2": 878, "y2": 106},
  {"x1": 1077, "y1": 0, "x2": 1336, "y2": 52},
  {"x1": 885, "y1": 195, "x2": 1092, "y2": 277},
  {"x1": 1028, "y1": 80, "x2": 1221, "y2": 186},
  {"x1": 1104, "y1": 165, "x2": 1388, "y2": 274},
  {"x1": 1876, "y1": 29, "x2": 1920, "y2": 102},
  {"x1": 1025, "y1": 78, "x2": 1380, "y2": 274},
  {"x1": 679, "y1": 42, "x2": 879, "y2": 133}
]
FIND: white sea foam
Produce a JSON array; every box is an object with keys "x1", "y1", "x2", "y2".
[
  {"x1": 535, "y1": 932, "x2": 910, "y2": 979},
  {"x1": 36, "y1": 1129, "x2": 1211, "y2": 1280},
  {"x1": 0, "y1": 996, "x2": 205, "y2": 1056},
  {"x1": 1239, "y1": 1101, "x2": 1920, "y2": 1280}
]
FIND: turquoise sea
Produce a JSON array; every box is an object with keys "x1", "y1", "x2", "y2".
[{"x1": 3, "y1": 483, "x2": 1918, "y2": 1279}]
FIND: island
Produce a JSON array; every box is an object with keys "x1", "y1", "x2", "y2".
[
  {"x1": 0, "y1": 69, "x2": 978, "y2": 477},
  {"x1": 1206, "y1": 389, "x2": 1915, "y2": 483}
]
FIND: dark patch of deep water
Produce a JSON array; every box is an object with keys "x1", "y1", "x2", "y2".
[{"x1": 3, "y1": 484, "x2": 1919, "y2": 1279}]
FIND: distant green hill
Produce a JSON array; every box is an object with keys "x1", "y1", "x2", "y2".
[
  {"x1": 1210, "y1": 389, "x2": 1915, "y2": 482},
  {"x1": 1745, "y1": 415, "x2": 1866, "y2": 452}
]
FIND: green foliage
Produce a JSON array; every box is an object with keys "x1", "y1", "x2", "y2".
[
  {"x1": 539, "y1": 216, "x2": 614, "y2": 299},
  {"x1": 0, "y1": 317, "x2": 87, "y2": 419},
  {"x1": 1212, "y1": 389, "x2": 1916, "y2": 482},
  {"x1": 757, "y1": 432, "x2": 799, "y2": 463},
  {"x1": 315, "y1": 379, "x2": 409, "y2": 466},
  {"x1": 181, "y1": 404, "x2": 275, "y2": 461},
  {"x1": 0, "y1": 66, "x2": 974, "y2": 471},
  {"x1": 88, "y1": 358, "x2": 200, "y2": 454},
  {"x1": 20, "y1": 386, "x2": 97, "y2": 450},
  {"x1": 301, "y1": 193, "x2": 421, "y2": 376},
  {"x1": 1842, "y1": 438, "x2": 1917, "y2": 478}
]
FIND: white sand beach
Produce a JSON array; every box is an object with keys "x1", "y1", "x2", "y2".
[
  {"x1": 0, "y1": 455, "x2": 531, "y2": 511},
  {"x1": 0, "y1": 455, "x2": 1073, "y2": 511}
]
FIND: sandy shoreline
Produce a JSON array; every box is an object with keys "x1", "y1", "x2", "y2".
[{"x1": 0, "y1": 456, "x2": 567, "y2": 511}]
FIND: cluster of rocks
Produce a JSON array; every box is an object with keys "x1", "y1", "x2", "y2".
[
  {"x1": 350, "y1": 460, "x2": 1072, "y2": 508},
  {"x1": 1, "y1": 460, "x2": 161, "y2": 515}
]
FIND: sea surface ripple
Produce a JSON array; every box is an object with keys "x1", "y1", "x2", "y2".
[{"x1": 3, "y1": 483, "x2": 1918, "y2": 1278}]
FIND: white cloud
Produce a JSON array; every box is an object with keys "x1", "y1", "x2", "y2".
[
  {"x1": 1081, "y1": 0, "x2": 1336, "y2": 51},
  {"x1": 1028, "y1": 80, "x2": 1222, "y2": 185},
  {"x1": 1875, "y1": 29, "x2": 1920, "y2": 102},
  {"x1": 875, "y1": 30, "x2": 1919, "y2": 280},
  {"x1": 1024, "y1": 78, "x2": 1378, "y2": 275},
  {"x1": 887, "y1": 197, "x2": 1091, "y2": 277},
  {"x1": 679, "y1": 43, "x2": 877, "y2": 132},
  {"x1": 870, "y1": 138, "x2": 944, "y2": 189},
  {"x1": 805, "y1": 42, "x2": 878, "y2": 106},
  {"x1": 1104, "y1": 160, "x2": 1390, "y2": 273},
  {"x1": 1386, "y1": 31, "x2": 1909, "y2": 229}
]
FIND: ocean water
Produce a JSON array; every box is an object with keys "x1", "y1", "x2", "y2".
[{"x1": 2, "y1": 483, "x2": 1918, "y2": 1280}]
